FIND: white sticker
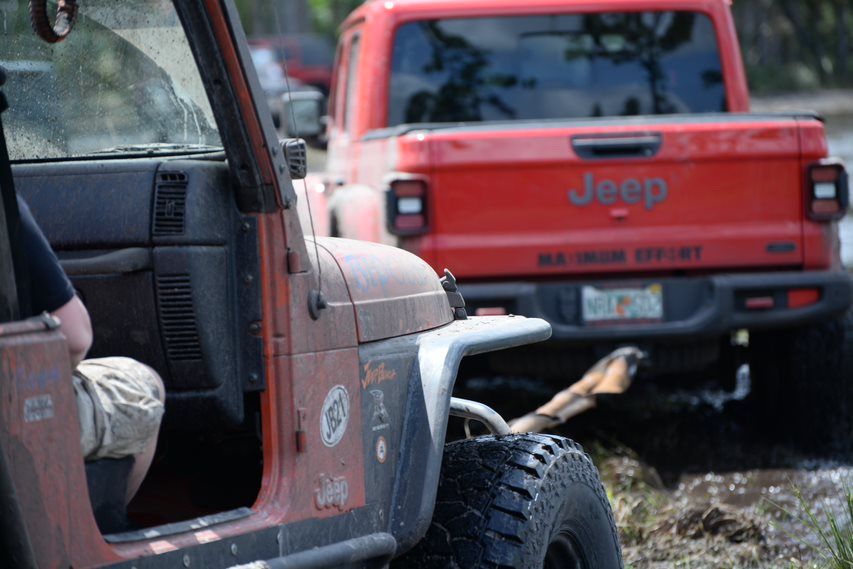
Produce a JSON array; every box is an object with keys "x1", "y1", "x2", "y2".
[
  {"x1": 23, "y1": 394, "x2": 54, "y2": 423},
  {"x1": 320, "y1": 385, "x2": 349, "y2": 447},
  {"x1": 369, "y1": 389, "x2": 389, "y2": 432}
]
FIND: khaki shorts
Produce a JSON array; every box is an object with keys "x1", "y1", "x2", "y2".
[{"x1": 72, "y1": 357, "x2": 165, "y2": 461}]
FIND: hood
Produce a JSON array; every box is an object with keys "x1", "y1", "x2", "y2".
[{"x1": 312, "y1": 238, "x2": 453, "y2": 343}]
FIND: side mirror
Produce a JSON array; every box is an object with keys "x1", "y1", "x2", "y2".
[{"x1": 281, "y1": 90, "x2": 326, "y2": 145}]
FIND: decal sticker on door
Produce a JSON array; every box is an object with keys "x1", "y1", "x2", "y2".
[
  {"x1": 375, "y1": 436, "x2": 388, "y2": 464},
  {"x1": 320, "y1": 385, "x2": 349, "y2": 447},
  {"x1": 370, "y1": 389, "x2": 390, "y2": 432},
  {"x1": 23, "y1": 394, "x2": 54, "y2": 423},
  {"x1": 361, "y1": 361, "x2": 397, "y2": 389}
]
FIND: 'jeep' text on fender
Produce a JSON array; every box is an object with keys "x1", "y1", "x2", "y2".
[{"x1": 568, "y1": 173, "x2": 668, "y2": 210}]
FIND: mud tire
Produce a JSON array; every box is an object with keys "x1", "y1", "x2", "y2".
[
  {"x1": 396, "y1": 434, "x2": 623, "y2": 569},
  {"x1": 749, "y1": 310, "x2": 853, "y2": 451}
]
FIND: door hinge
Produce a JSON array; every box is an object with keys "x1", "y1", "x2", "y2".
[{"x1": 295, "y1": 407, "x2": 307, "y2": 453}]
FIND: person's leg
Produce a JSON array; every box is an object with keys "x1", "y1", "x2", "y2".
[
  {"x1": 74, "y1": 358, "x2": 166, "y2": 504},
  {"x1": 126, "y1": 365, "x2": 165, "y2": 503}
]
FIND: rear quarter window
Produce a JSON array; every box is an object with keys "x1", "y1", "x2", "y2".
[{"x1": 388, "y1": 11, "x2": 727, "y2": 126}]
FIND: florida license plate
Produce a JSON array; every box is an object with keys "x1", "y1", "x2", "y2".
[{"x1": 581, "y1": 284, "x2": 663, "y2": 323}]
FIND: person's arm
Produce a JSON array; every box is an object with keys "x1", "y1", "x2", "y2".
[
  {"x1": 52, "y1": 295, "x2": 92, "y2": 368},
  {"x1": 17, "y1": 196, "x2": 87, "y2": 367}
]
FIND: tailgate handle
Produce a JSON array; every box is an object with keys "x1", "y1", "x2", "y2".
[{"x1": 572, "y1": 134, "x2": 662, "y2": 160}]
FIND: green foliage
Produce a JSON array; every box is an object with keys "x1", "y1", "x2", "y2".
[
  {"x1": 309, "y1": 0, "x2": 363, "y2": 38},
  {"x1": 793, "y1": 484, "x2": 853, "y2": 569},
  {"x1": 733, "y1": 0, "x2": 853, "y2": 93},
  {"x1": 234, "y1": 0, "x2": 255, "y2": 35},
  {"x1": 233, "y1": 0, "x2": 362, "y2": 39},
  {"x1": 238, "y1": 0, "x2": 852, "y2": 93},
  {"x1": 773, "y1": 483, "x2": 853, "y2": 569}
]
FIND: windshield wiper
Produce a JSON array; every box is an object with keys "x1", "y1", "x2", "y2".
[{"x1": 86, "y1": 142, "x2": 224, "y2": 156}]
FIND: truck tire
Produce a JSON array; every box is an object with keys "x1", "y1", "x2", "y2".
[
  {"x1": 749, "y1": 310, "x2": 853, "y2": 451},
  {"x1": 487, "y1": 346, "x2": 596, "y2": 380},
  {"x1": 396, "y1": 434, "x2": 623, "y2": 569},
  {"x1": 487, "y1": 341, "x2": 720, "y2": 380},
  {"x1": 329, "y1": 213, "x2": 340, "y2": 237}
]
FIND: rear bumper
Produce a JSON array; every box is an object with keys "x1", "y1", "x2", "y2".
[{"x1": 461, "y1": 271, "x2": 853, "y2": 342}]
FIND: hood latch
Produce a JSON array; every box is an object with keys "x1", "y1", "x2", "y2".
[{"x1": 440, "y1": 269, "x2": 467, "y2": 320}]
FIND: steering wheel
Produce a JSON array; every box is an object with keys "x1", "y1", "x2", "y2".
[{"x1": 28, "y1": 0, "x2": 78, "y2": 44}]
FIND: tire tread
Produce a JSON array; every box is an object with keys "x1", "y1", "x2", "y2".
[{"x1": 395, "y1": 433, "x2": 622, "y2": 568}]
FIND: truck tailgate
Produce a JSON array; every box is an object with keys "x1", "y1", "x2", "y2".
[{"x1": 425, "y1": 116, "x2": 812, "y2": 279}]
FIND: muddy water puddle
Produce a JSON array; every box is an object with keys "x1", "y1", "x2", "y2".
[
  {"x1": 673, "y1": 464, "x2": 853, "y2": 561},
  {"x1": 455, "y1": 365, "x2": 853, "y2": 567}
]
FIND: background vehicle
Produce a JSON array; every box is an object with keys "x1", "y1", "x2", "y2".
[
  {"x1": 249, "y1": 45, "x2": 324, "y2": 137},
  {"x1": 0, "y1": 1, "x2": 621, "y2": 568},
  {"x1": 248, "y1": 45, "x2": 330, "y2": 238},
  {"x1": 322, "y1": 0, "x2": 853, "y2": 444},
  {"x1": 249, "y1": 33, "x2": 335, "y2": 94}
]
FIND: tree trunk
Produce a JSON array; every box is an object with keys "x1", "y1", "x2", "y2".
[
  {"x1": 779, "y1": 0, "x2": 828, "y2": 83},
  {"x1": 836, "y1": 0, "x2": 849, "y2": 82}
]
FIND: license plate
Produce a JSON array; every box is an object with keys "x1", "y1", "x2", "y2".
[{"x1": 581, "y1": 284, "x2": 663, "y2": 323}]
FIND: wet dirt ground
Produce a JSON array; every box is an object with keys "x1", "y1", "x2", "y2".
[{"x1": 454, "y1": 362, "x2": 852, "y2": 569}]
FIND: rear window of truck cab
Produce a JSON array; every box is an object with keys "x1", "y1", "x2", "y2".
[{"x1": 387, "y1": 11, "x2": 727, "y2": 126}]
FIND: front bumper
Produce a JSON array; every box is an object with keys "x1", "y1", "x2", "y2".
[{"x1": 461, "y1": 271, "x2": 853, "y2": 342}]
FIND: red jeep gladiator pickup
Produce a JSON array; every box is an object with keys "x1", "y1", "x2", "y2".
[{"x1": 320, "y1": 0, "x2": 853, "y2": 442}]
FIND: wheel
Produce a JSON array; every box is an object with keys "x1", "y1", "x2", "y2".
[
  {"x1": 395, "y1": 433, "x2": 623, "y2": 569},
  {"x1": 748, "y1": 310, "x2": 853, "y2": 451}
]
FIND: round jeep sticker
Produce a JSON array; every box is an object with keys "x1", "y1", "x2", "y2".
[
  {"x1": 320, "y1": 385, "x2": 349, "y2": 447},
  {"x1": 375, "y1": 435, "x2": 388, "y2": 464}
]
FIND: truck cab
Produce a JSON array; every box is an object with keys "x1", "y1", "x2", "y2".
[{"x1": 324, "y1": 0, "x2": 853, "y2": 446}]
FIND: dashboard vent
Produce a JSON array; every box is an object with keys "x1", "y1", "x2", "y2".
[
  {"x1": 153, "y1": 171, "x2": 189, "y2": 236},
  {"x1": 156, "y1": 274, "x2": 202, "y2": 362}
]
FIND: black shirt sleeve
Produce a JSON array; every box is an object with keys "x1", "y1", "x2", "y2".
[{"x1": 17, "y1": 196, "x2": 74, "y2": 313}]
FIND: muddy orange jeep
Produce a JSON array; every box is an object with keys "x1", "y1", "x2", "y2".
[{"x1": 0, "y1": 2, "x2": 621, "y2": 568}]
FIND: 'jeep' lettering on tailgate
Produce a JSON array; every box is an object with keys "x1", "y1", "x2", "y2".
[{"x1": 569, "y1": 173, "x2": 668, "y2": 210}]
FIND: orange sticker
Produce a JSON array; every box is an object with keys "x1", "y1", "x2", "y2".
[
  {"x1": 362, "y1": 362, "x2": 397, "y2": 390},
  {"x1": 196, "y1": 530, "x2": 220, "y2": 544},
  {"x1": 150, "y1": 540, "x2": 178, "y2": 554}
]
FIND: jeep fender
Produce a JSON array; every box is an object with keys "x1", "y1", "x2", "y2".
[{"x1": 358, "y1": 316, "x2": 551, "y2": 553}]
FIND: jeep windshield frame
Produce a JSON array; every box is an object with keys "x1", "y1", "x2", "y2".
[{"x1": 1, "y1": 0, "x2": 222, "y2": 162}]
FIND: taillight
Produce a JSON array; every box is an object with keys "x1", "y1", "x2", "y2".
[
  {"x1": 807, "y1": 159, "x2": 849, "y2": 221},
  {"x1": 386, "y1": 176, "x2": 428, "y2": 236}
]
